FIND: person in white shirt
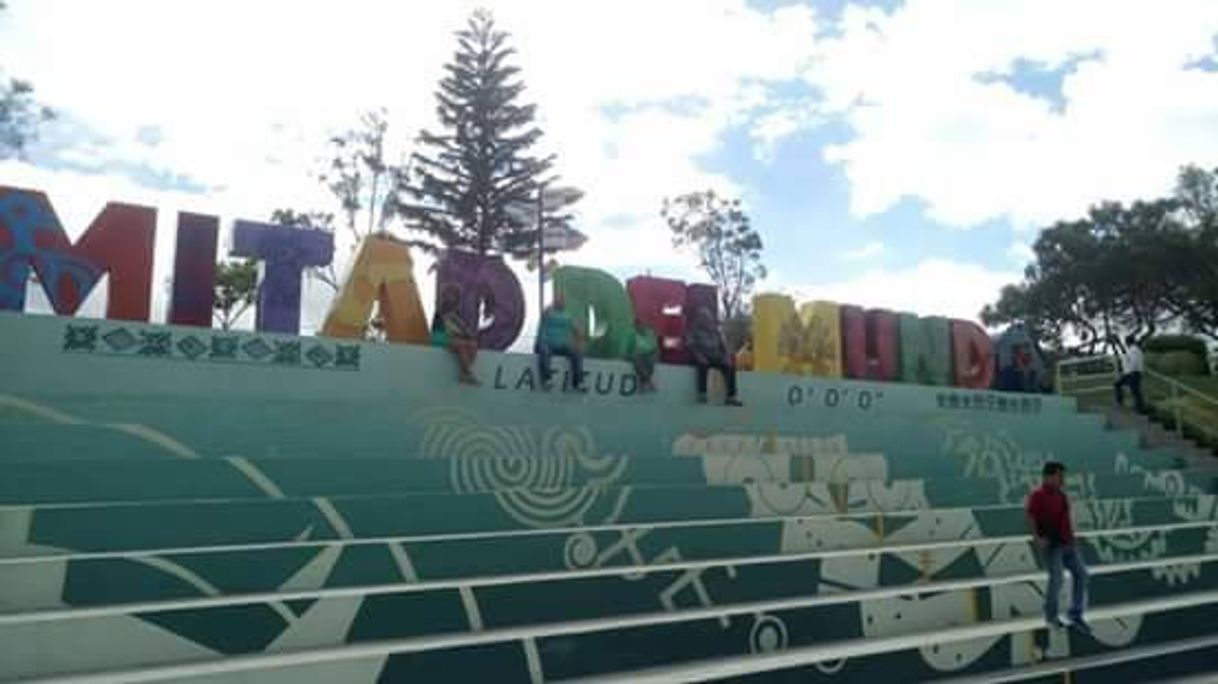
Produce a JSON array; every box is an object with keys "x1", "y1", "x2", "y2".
[{"x1": 1114, "y1": 334, "x2": 1146, "y2": 413}]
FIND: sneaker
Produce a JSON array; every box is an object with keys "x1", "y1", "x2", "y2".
[
  {"x1": 725, "y1": 397, "x2": 743, "y2": 407},
  {"x1": 1070, "y1": 616, "x2": 1092, "y2": 633},
  {"x1": 1046, "y1": 616, "x2": 1066, "y2": 629}
]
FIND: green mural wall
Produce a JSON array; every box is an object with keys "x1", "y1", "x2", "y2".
[{"x1": 2, "y1": 311, "x2": 1217, "y2": 682}]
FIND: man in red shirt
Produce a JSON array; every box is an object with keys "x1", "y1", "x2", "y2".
[{"x1": 1026, "y1": 461, "x2": 1091, "y2": 631}]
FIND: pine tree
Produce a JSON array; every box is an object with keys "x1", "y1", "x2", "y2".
[{"x1": 400, "y1": 9, "x2": 563, "y2": 256}]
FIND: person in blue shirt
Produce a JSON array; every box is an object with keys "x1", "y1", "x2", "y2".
[{"x1": 535, "y1": 293, "x2": 586, "y2": 391}]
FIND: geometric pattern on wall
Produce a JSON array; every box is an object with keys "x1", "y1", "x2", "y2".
[{"x1": 60, "y1": 323, "x2": 361, "y2": 371}]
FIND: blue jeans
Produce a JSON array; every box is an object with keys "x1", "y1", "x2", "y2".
[
  {"x1": 1044, "y1": 543, "x2": 1088, "y2": 621},
  {"x1": 535, "y1": 341, "x2": 583, "y2": 388},
  {"x1": 1114, "y1": 371, "x2": 1146, "y2": 413}
]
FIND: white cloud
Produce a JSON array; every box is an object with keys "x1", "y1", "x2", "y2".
[
  {"x1": 0, "y1": 0, "x2": 822, "y2": 326},
  {"x1": 783, "y1": 258, "x2": 1020, "y2": 322},
  {"x1": 1006, "y1": 239, "x2": 1035, "y2": 266},
  {"x1": 808, "y1": 0, "x2": 1218, "y2": 228},
  {"x1": 749, "y1": 102, "x2": 822, "y2": 162},
  {"x1": 837, "y1": 240, "x2": 884, "y2": 261}
]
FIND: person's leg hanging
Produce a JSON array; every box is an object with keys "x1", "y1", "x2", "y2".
[
  {"x1": 536, "y1": 342, "x2": 553, "y2": 388},
  {"x1": 1044, "y1": 544, "x2": 1064, "y2": 624},
  {"x1": 568, "y1": 348, "x2": 585, "y2": 390},
  {"x1": 1065, "y1": 546, "x2": 1089, "y2": 621}
]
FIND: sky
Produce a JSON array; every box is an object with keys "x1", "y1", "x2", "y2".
[{"x1": 2, "y1": 0, "x2": 1217, "y2": 337}]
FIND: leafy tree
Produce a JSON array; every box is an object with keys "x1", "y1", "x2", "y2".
[
  {"x1": 0, "y1": 2, "x2": 53, "y2": 158},
  {"x1": 272, "y1": 109, "x2": 407, "y2": 292},
  {"x1": 399, "y1": 9, "x2": 566, "y2": 256},
  {"x1": 1176, "y1": 164, "x2": 1218, "y2": 228},
  {"x1": 269, "y1": 208, "x2": 340, "y2": 290},
  {"x1": 1166, "y1": 165, "x2": 1218, "y2": 336},
  {"x1": 323, "y1": 109, "x2": 403, "y2": 245},
  {"x1": 983, "y1": 165, "x2": 1218, "y2": 350},
  {"x1": 213, "y1": 259, "x2": 257, "y2": 330},
  {"x1": 662, "y1": 189, "x2": 767, "y2": 321}
]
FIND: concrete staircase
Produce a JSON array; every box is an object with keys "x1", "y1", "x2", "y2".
[
  {"x1": 1104, "y1": 407, "x2": 1215, "y2": 469},
  {"x1": 2, "y1": 311, "x2": 1218, "y2": 682}
]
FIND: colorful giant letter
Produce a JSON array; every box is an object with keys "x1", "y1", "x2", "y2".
[
  {"x1": 168, "y1": 212, "x2": 218, "y2": 327},
  {"x1": 231, "y1": 220, "x2": 334, "y2": 334},
  {"x1": 752, "y1": 294, "x2": 793, "y2": 373},
  {"x1": 321, "y1": 235, "x2": 428, "y2": 344},
  {"x1": 950, "y1": 320, "x2": 994, "y2": 389},
  {"x1": 993, "y1": 323, "x2": 1045, "y2": 392},
  {"x1": 553, "y1": 266, "x2": 634, "y2": 359},
  {"x1": 841, "y1": 306, "x2": 900, "y2": 381},
  {"x1": 752, "y1": 294, "x2": 842, "y2": 377},
  {"x1": 899, "y1": 314, "x2": 952, "y2": 386},
  {"x1": 626, "y1": 276, "x2": 690, "y2": 363},
  {"x1": 0, "y1": 185, "x2": 155, "y2": 320},
  {"x1": 434, "y1": 250, "x2": 524, "y2": 351}
]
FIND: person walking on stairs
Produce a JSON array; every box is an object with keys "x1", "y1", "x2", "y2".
[
  {"x1": 1026, "y1": 461, "x2": 1090, "y2": 632},
  {"x1": 1114, "y1": 334, "x2": 1147, "y2": 414}
]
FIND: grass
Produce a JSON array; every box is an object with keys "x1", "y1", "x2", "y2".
[{"x1": 1060, "y1": 368, "x2": 1218, "y2": 452}]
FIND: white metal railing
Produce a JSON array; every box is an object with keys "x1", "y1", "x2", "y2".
[
  {"x1": 1055, "y1": 354, "x2": 1119, "y2": 397},
  {"x1": 1056, "y1": 353, "x2": 1218, "y2": 440}
]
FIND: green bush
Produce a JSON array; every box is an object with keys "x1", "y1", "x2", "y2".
[
  {"x1": 1147, "y1": 350, "x2": 1209, "y2": 376},
  {"x1": 1143, "y1": 335, "x2": 1208, "y2": 358},
  {"x1": 1142, "y1": 335, "x2": 1210, "y2": 376}
]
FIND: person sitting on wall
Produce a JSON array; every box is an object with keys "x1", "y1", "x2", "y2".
[
  {"x1": 629, "y1": 318, "x2": 659, "y2": 392},
  {"x1": 735, "y1": 339, "x2": 754, "y2": 372},
  {"x1": 1114, "y1": 334, "x2": 1146, "y2": 413},
  {"x1": 1026, "y1": 461, "x2": 1091, "y2": 633},
  {"x1": 1013, "y1": 343, "x2": 1033, "y2": 392},
  {"x1": 431, "y1": 286, "x2": 480, "y2": 386},
  {"x1": 685, "y1": 306, "x2": 742, "y2": 407},
  {"x1": 535, "y1": 293, "x2": 587, "y2": 392},
  {"x1": 998, "y1": 343, "x2": 1027, "y2": 392}
]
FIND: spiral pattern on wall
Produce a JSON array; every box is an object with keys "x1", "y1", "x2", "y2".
[{"x1": 412, "y1": 408, "x2": 630, "y2": 528}]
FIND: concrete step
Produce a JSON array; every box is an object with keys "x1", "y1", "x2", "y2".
[
  {"x1": 1104, "y1": 407, "x2": 1216, "y2": 466},
  {"x1": 0, "y1": 454, "x2": 1213, "y2": 505},
  {"x1": 5, "y1": 515, "x2": 1216, "y2": 615},
  {"x1": 11, "y1": 574, "x2": 1217, "y2": 683},
  {"x1": 639, "y1": 590, "x2": 1218, "y2": 684},
  {"x1": 935, "y1": 632, "x2": 1218, "y2": 682},
  {"x1": 4, "y1": 485, "x2": 1216, "y2": 558},
  {"x1": 4, "y1": 519, "x2": 1214, "y2": 616},
  {"x1": 0, "y1": 410, "x2": 1140, "y2": 465}
]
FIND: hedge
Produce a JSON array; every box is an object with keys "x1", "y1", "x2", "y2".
[{"x1": 1143, "y1": 335, "x2": 1208, "y2": 357}]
